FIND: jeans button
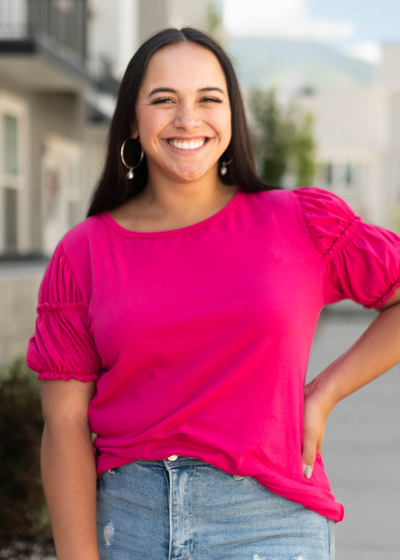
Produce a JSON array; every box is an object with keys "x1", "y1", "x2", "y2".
[{"x1": 167, "y1": 455, "x2": 178, "y2": 461}]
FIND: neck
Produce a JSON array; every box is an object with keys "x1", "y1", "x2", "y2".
[{"x1": 138, "y1": 165, "x2": 236, "y2": 217}]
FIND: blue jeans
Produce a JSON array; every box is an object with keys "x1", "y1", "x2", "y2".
[{"x1": 97, "y1": 456, "x2": 335, "y2": 560}]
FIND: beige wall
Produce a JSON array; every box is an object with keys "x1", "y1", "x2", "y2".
[
  {"x1": 89, "y1": 0, "x2": 210, "y2": 76},
  {"x1": 0, "y1": 267, "x2": 44, "y2": 367},
  {"x1": 297, "y1": 87, "x2": 390, "y2": 226},
  {"x1": 29, "y1": 92, "x2": 86, "y2": 252},
  {"x1": 82, "y1": 123, "x2": 109, "y2": 216},
  {"x1": 167, "y1": 0, "x2": 208, "y2": 30},
  {"x1": 294, "y1": 45, "x2": 400, "y2": 231},
  {"x1": 138, "y1": 0, "x2": 168, "y2": 45},
  {"x1": 137, "y1": 0, "x2": 209, "y2": 45},
  {"x1": 0, "y1": 81, "x2": 108, "y2": 251}
]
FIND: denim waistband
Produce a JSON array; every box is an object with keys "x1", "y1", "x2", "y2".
[{"x1": 132, "y1": 456, "x2": 219, "y2": 468}]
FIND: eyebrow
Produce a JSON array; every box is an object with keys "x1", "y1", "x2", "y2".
[{"x1": 148, "y1": 87, "x2": 225, "y2": 97}]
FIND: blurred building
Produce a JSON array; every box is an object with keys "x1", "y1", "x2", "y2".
[
  {"x1": 297, "y1": 45, "x2": 400, "y2": 230},
  {"x1": 0, "y1": 0, "x2": 211, "y2": 366}
]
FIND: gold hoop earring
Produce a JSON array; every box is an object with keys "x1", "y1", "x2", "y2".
[
  {"x1": 121, "y1": 137, "x2": 144, "y2": 179},
  {"x1": 220, "y1": 157, "x2": 233, "y2": 176}
]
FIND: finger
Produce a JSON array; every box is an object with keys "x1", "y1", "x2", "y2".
[{"x1": 302, "y1": 431, "x2": 318, "y2": 479}]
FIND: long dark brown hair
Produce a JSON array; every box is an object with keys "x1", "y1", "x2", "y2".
[{"x1": 86, "y1": 27, "x2": 279, "y2": 218}]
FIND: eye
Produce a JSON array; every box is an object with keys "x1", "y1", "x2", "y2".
[
  {"x1": 201, "y1": 97, "x2": 223, "y2": 103},
  {"x1": 151, "y1": 97, "x2": 175, "y2": 104}
]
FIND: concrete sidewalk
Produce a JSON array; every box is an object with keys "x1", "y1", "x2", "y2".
[{"x1": 307, "y1": 310, "x2": 400, "y2": 560}]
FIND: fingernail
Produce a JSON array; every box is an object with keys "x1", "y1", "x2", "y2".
[{"x1": 304, "y1": 465, "x2": 312, "y2": 479}]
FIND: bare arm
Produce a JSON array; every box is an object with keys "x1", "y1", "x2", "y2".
[
  {"x1": 302, "y1": 287, "x2": 400, "y2": 477},
  {"x1": 41, "y1": 378, "x2": 99, "y2": 560}
]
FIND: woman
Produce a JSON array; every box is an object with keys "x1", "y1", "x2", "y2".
[{"x1": 26, "y1": 28, "x2": 400, "y2": 560}]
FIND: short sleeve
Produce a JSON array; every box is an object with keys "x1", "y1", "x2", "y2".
[
  {"x1": 293, "y1": 187, "x2": 400, "y2": 308},
  {"x1": 26, "y1": 242, "x2": 102, "y2": 381}
]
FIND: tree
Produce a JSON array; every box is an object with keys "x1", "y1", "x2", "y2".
[
  {"x1": 248, "y1": 87, "x2": 316, "y2": 188},
  {"x1": 0, "y1": 357, "x2": 54, "y2": 559},
  {"x1": 392, "y1": 206, "x2": 400, "y2": 236},
  {"x1": 205, "y1": 2, "x2": 225, "y2": 44},
  {"x1": 292, "y1": 111, "x2": 317, "y2": 188}
]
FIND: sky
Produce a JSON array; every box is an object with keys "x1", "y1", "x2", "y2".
[{"x1": 223, "y1": 0, "x2": 400, "y2": 64}]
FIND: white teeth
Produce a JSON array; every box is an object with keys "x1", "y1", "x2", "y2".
[{"x1": 168, "y1": 138, "x2": 206, "y2": 150}]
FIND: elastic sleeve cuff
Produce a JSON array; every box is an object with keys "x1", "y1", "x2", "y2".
[
  {"x1": 37, "y1": 371, "x2": 100, "y2": 382},
  {"x1": 362, "y1": 280, "x2": 400, "y2": 309}
]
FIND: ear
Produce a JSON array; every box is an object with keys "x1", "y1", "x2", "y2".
[{"x1": 130, "y1": 122, "x2": 139, "y2": 140}]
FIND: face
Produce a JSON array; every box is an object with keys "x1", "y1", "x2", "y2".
[{"x1": 131, "y1": 42, "x2": 232, "y2": 184}]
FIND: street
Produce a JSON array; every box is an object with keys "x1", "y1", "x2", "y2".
[{"x1": 307, "y1": 308, "x2": 400, "y2": 560}]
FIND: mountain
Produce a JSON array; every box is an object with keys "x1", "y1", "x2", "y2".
[{"x1": 224, "y1": 37, "x2": 375, "y2": 92}]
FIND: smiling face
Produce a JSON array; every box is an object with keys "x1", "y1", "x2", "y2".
[{"x1": 131, "y1": 41, "x2": 232, "y2": 186}]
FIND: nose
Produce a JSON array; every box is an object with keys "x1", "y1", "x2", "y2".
[{"x1": 173, "y1": 102, "x2": 201, "y2": 131}]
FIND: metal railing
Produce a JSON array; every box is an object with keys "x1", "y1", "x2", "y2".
[{"x1": 0, "y1": 0, "x2": 87, "y2": 67}]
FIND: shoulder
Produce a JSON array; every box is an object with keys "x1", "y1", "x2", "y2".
[
  {"x1": 247, "y1": 186, "x2": 362, "y2": 259},
  {"x1": 242, "y1": 187, "x2": 296, "y2": 216},
  {"x1": 42, "y1": 214, "x2": 107, "y2": 304},
  {"x1": 290, "y1": 187, "x2": 361, "y2": 258},
  {"x1": 60, "y1": 213, "x2": 106, "y2": 256},
  {"x1": 56, "y1": 213, "x2": 111, "y2": 271},
  {"x1": 241, "y1": 186, "x2": 334, "y2": 230},
  {"x1": 291, "y1": 186, "x2": 356, "y2": 219}
]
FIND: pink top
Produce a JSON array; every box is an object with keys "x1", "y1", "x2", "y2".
[{"x1": 26, "y1": 187, "x2": 400, "y2": 522}]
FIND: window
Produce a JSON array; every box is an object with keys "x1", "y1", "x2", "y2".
[
  {"x1": 319, "y1": 161, "x2": 360, "y2": 192},
  {"x1": 42, "y1": 136, "x2": 81, "y2": 255},
  {"x1": 320, "y1": 163, "x2": 333, "y2": 187},
  {"x1": 3, "y1": 114, "x2": 18, "y2": 175},
  {"x1": 0, "y1": 0, "x2": 26, "y2": 40},
  {"x1": 55, "y1": 0, "x2": 74, "y2": 13},
  {"x1": 2, "y1": 115, "x2": 19, "y2": 250},
  {"x1": 4, "y1": 187, "x2": 18, "y2": 249},
  {"x1": 0, "y1": 94, "x2": 28, "y2": 255},
  {"x1": 344, "y1": 163, "x2": 356, "y2": 188}
]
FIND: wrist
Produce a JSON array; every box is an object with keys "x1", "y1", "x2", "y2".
[{"x1": 305, "y1": 369, "x2": 341, "y2": 414}]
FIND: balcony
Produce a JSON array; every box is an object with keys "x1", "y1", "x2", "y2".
[{"x1": 0, "y1": 0, "x2": 90, "y2": 91}]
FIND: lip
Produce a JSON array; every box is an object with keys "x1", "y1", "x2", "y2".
[
  {"x1": 166, "y1": 136, "x2": 209, "y2": 141},
  {"x1": 163, "y1": 137, "x2": 211, "y2": 155}
]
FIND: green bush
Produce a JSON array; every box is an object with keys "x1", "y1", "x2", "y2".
[
  {"x1": 248, "y1": 87, "x2": 316, "y2": 188},
  {"x1": 0, "y1": 357, "x2": 55, "y2": 559}
]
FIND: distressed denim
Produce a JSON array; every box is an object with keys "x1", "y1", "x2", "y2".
[{"x1": 97, "y1": 456, "x2": 335, "y2": 560}]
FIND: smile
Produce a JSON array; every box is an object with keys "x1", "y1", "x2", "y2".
[{"x1": 167, "y1": 138, "x2": 207, "y2": 150}]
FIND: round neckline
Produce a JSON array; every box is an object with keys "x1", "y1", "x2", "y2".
[{"x1": 99, "y1": 188, "x2": 245, "y2": 238}]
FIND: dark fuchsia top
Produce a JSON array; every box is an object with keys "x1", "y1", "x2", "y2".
[{"x1": 26, "y1": 187, "x2": 400, "y2": 522}]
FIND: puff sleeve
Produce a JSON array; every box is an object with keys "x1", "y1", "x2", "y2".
[
  {"x1": 26, "y1": 242, "x2": 102, "y2": 381},
  {"x1": 293, "y1": 187, "x2": 400, "y2": 308}
]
